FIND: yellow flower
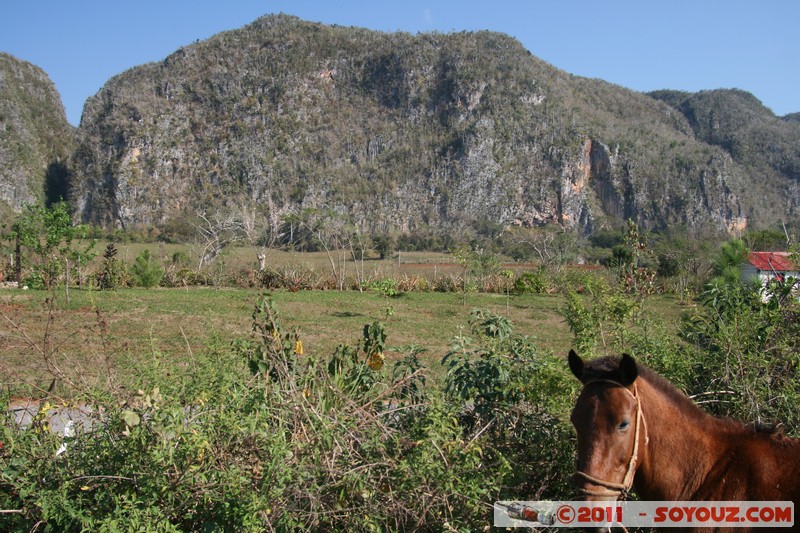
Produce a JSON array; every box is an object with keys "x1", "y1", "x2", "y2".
[
  {"x1": 294, "y1": 339, "x2": 304, "y2": 355},
  {"x1": 367, "y1": 351, "x2": 385, "y2": 370}
]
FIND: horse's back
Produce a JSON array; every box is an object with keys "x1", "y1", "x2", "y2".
[{"x1": 734, "y1": 433, "x2": 800, "y2": 501}]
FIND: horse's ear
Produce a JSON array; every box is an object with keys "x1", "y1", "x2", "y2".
[
  {"x1": 618, "y1": 353, "x2": 639, "y2": 386},
  {"x1": 568, "y1": 349, "x2": 584, "y2": 381}
]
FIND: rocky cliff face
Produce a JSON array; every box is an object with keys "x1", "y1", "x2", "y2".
[
  {"x1": 0, "y1": 53, "x2": 74, "y2": 217},
  {"x1": 650, "y1": 88, "x2": 800, "y2": 226},
  {"x1": 5, "y1": 16, "x2": 797, "y2": 238},
  {"x1": 70, "y1": 15, "x2": 765, "y2": 237}
]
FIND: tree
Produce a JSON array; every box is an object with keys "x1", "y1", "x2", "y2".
[
  {"x1": 744, "y1": 228, "x2": 788, "y2": 252},
  {"x1": 503, "y1": 226, "x2": 579, "y2": 266},
  {"x1": 193, "y1": 211, "x2": 245, "y2": 269},
  {"x1": 372, "y1": 234, "x2": 395, "y2": 260},
  {"x1": 614, "y1": 219, "x2": 656, "y2": 295},
  {"x1": 298, "y1": 208, "x2": 354, "y2": 291},
  {"x1": 130, "y1": 249, "x2": 164, "y2": 288},
  {"x1": 712, "y1": 238, "x2": 749, "y2": 285},
  {"x1": 10, "y1": 203, "x2": 93, "y2": 289},
  {"x1": 454, "y1": 245, "x2": 500, "y2": 304},
  {"x1": 97, "y1": 243, "x2": 127, "y2": 289}
]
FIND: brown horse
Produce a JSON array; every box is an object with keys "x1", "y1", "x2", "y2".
[{"x1": 568, "y1": 350, "x2": 799, "y2": 530}]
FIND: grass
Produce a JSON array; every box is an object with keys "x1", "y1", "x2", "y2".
[
  {"x1": 1, "y1": 287, "x2": 565, "y2": 391},
  {"x1": 76, "y1": 240, "x2": 538, "y2": 281},
  {"x1": 0, "y1": 282, "x2": 685, "y2": 397}
]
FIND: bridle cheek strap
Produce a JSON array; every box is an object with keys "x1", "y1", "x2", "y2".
[{"x1": 574, "y1": 379, "x2": 649, "y2": 500}]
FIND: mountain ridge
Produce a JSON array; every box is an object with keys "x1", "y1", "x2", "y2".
[
  {"x1": 3, "y1": 15, "x2": 799, "y2": 241},
  {"x1": 0, "y1": 52, "x2": 74, "y2": 218}
]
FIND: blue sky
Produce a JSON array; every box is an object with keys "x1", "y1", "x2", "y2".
[{"x1": 2, "y1": 1, "x2": 798, "y2": 126}]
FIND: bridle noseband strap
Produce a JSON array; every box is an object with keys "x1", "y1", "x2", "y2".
[
  {"x1": 574, "y1": 379, "x2": 648, "y2": 500},
  {"x1": 574, "y1": 470, "x2": 631, "y2": 498}
]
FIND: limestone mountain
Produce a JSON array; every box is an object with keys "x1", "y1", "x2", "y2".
[
  {"x1": 0, "y1": 53, "x2": 75, "y2": 219},
  {"x1": 649, "y1": 88, "x2": 800, "y2": 225},
  {"x1": 5, "y1": 15, "x2": 800, "y2": 240},
  {"x1": 70, "y1": 15, "x2": 761, "y2": 237}
]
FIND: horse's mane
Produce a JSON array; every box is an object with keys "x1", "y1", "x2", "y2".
[
  {"x1": 582, "y1": 356, "x2": 798, "y2": 445},
  {"x1": 581, "y1": 356, "x2": 709, "y2": 422}
]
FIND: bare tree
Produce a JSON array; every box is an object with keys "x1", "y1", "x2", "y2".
[
  {"x1": 193, "y1": 211, "x2": 245, "y2": 270},
  {"x1": 347, "y1": 226, "x2": 369, "y2": 292},
  {"x1": 255, "y1": 224, "x2": 280, "y2": 272},
  {"x1": 307, "y1": 210, "x2": 348, "y2": 290},
  {"x1": 291, "y1": 209, "x2": 357, "y2": 290},
  {"x1": 506, "y1": 226, "x2": 579, "y2": 267}
]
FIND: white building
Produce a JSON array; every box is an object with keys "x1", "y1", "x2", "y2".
[{"x1": 741, "y1": 252, "x2": 800, "y2": 301}]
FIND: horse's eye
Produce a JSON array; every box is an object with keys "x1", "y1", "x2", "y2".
[{"x1": 618, "y1": 420, "x2": 630, "y2": 431}]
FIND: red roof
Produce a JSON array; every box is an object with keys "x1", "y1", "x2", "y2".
[{"x1": 747, "y1": 252, "x2": 797, "y2": 272}]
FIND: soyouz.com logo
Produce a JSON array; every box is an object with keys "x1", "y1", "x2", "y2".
[{"x1": 494, "y1": 501, "x2": 795, "y2": 528}]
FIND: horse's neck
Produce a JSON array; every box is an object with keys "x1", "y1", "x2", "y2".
[{"x1": 634, "y1": 378, "x2": 726, "y2": 500}]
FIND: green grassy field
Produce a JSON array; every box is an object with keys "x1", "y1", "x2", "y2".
[
  {"x1": 74, "y1": 240, "x2": 540, "y2": 283},
  {"x1": 0, "y1": 283, "x2": 684, "y2": 396}
]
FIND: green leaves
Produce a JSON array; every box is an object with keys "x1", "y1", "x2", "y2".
[
  {"x1": 682, "y1": 280, "x2": 800, "y2": 429},
  {"x1": 10, "y1": 202, "x2": 92, "y2": 289},
  {"x1": 712, "y1": 238, "x2": 750, "y2": 285},
  {"x1": 239, "y1": 296, "x2": 301, "y2": 382},
  {"x1": 121, "y1": 409, "x2": 141, "y2": 428},
  {"x1": 130, "y1": 249, "x2": 164, "y2": 288},
  {"x1": 468, "y1": 308, "x2": 512, "y2": 340},
  {"x1": 2, "y1": 297, "x2": 578, "y2": 531}
]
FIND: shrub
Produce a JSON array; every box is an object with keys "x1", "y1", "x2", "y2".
[
  {"x1": 549, "y1": 267, "x2": 612, "y2": 295},
  {"x1": 514, "y1": 268, "x2": 552, "y2": 294},
  {"x1": 130, "y1": 249, "x2": 164, "y2": 288},
  {"x1": 97, "y1": 243, "x2": 129, "y2": 289},
  {"x1": 561, "y1": 288, "x2": 641, "y2": 355},
  {"x1": 258, "y1": 266, "x2": 318, "y2": 291},
  {"x1": 441, "y1": 308, "x2": 577, "y2": 500},
  {"x1": 369, "y1": 277, "x2": 402, "y2": 298},
  {"x1": 431, "y1": 274, "x2": 461, "y2": 293},
  {"x1": 397, "y1": 274, "x2": 428, "y2": 292},
  {"x1": 10, "y1": 202, "x2": 91, "y2": 290},
  {"x1": 161, "y1": 266, "x2": 209, "y2": 287},
  {"x1": 0, "y1": 297, "x2": 583, "y2": 530},
  {"x1": 681, "y1": 282, "x2": 800, "y2": 431}
]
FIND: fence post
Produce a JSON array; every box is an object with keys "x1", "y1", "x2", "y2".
[
  {"x1": 15, "y1": 234, "x2": 21, "y2": 285},
  {"x1": 65, "y1": 258, "x2": 70, "y2": 305}
]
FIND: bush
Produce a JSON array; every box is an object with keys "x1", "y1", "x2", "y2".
[
  {"x1": 549, "y1": 267, "x2": 612, "y2": 295},
  {"x1": 258, "y1": 266, "x2": 318, "y2": 291},
  {"x1": 514, "y1": 268, "x2": 552, "y2": 294},
  {"x1": 369, "y1": 278, "x2": 402, "y2": 298},
  {"x1": 441, "y1": 308, "x2": 577, "y2": 500},
  {"x1": 561, "y1": 287, "x2": 642, "y2": 355},
  {"x1": 130, "y1": 249, "x2": 164, "y2": 288},
  {"x1": 431, "y1": 274, "x2": 461, "y2": 293},
  {"x1": 681, "y1": 282, "x2": 800, "y2": 431},
  {"x1": 161, "y1": 266, "x2": 210, "y2": 287},
  {"x1": 396, "y1": 274, "x2": 428, "y2": 292},
  {"x1": 1, "y1": 298, "x2": 582, "y2": 530},
  {"x1": 96, "y1": 243, "x2": 129, "y2": 289}
]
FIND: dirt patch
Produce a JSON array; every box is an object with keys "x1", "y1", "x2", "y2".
[{"x1": 1, "y1": 303, "x2": 26, "y2": 314}]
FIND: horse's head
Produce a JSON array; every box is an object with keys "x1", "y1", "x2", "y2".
[{"x1": 568, "y1": 350, "x2": 646, "y2": 505}]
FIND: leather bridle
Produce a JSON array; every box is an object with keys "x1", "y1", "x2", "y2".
[{"x1": 574, "y1": 379, "x2": 649, "y2": 500}]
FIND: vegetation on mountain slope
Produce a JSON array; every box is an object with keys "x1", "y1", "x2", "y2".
[
  {"x1": 2, "y1": 15, "x2": 799, "y2": 245},
  {"x1": 69, "y1": 15, "x2": 772, "y2": 237},
  {"x1": 0, "y1": 53, "x2": 74, "y2": 218}
]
